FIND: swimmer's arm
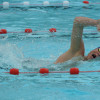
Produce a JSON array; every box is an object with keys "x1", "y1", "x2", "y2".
[
  {"x1": 55, "y1": 17, "x2": 98, "y2": 64},
  {"x1": 54, "y1": 49, "x2": 74, "y2": 64},
  {"x1": 71, "y1": 17, "x2": 97, "y2": 53}
]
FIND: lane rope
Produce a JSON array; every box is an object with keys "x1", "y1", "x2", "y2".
[
  {"x1": 0, "y1": 28, "x2": 99, "y2": 34},
  {"x1": 3, "y1": 68, "x2": 100, "y2": 75},
  {"x1": 1, "y1": 1, "x2": 100, "y2": 9}
]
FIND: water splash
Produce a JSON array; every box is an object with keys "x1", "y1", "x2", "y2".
[{"x1": 0, "y1": 43, "x2": 24, "y2": 69}]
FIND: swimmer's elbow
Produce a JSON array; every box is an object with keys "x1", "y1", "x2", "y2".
[{"x1": 74, "y1": 17, "x2": 85, "y2": 26}]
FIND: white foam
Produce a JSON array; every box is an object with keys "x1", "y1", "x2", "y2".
[{"x1": 0, "y1": 43, "x2": 24, "y2": 69}]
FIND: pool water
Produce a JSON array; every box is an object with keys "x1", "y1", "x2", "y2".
[{"x1": 0, "y1": 0, "x2": 100, "y2": 100}]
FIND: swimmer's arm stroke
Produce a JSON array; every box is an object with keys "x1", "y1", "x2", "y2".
[
  {"x1": 70, "y1": 17, "x2": 97, "y2": 54},
  {"x1": 55, "y1": 17, "x2": 99, "y2": 64}
]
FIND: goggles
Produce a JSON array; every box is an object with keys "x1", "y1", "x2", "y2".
[
  {"x1": 92, "y1": 47, "x2": 100, "y2": 58},
  {"x1": 98, "y1": 47, "x2": 100, "y2": 52}
]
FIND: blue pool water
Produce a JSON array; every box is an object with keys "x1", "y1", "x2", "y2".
[{"x1": 0, "y1": 0, "x2": 100, "y2": 100}]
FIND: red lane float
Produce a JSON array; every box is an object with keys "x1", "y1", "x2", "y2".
[
  {"x1": 70, "y1": 68, "x2": 79, "y2": 74},
  {"x1": 49, "y1": 28, "x2": 57, "y2": 32},
  {"x1": 25, "y1": 28, "x2": 32, "y2": 33},
  {"x1": 0, "y1": 29, "x2": 7, "y2": 34},
  {"x1": 10, "y1": 68, "x2": 19, "y2": 75},
  {"x1": 83, "y1": 1, "x2": 89, "y2": 4},
  {"x1": 39, "y1": 68, "x2": 49, "y2": 74}
]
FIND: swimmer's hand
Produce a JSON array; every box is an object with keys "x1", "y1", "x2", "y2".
[{"x1": 97, "y1": 19, "x2": 100, "y2": 32}]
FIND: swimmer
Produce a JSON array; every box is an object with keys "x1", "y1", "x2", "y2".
[{"x1": 55, "y1": 17, "x2": 100, "y2": 64}]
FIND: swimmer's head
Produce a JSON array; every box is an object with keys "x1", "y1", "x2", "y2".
[{"x1": 84, "y1": 47, "x2": 100, "y2": 60}]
